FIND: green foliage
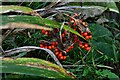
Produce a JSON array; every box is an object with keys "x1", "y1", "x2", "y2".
[
  {"x1": 96, "y1": 69, "x2": 119, "y2": 80},
  {"x1": 1, "y1": 2, "x2": 120, "y2": 80},
  {"x1": 89, "y1": 24, "x2": 112, "y2": 37},
  {"x1": 1, "y1": 58, "x2": 75, "y2": 79}
]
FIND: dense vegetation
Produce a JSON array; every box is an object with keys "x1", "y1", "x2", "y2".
[{"x1": 1, "y1": 2, "x2": 120, "y2": 80}]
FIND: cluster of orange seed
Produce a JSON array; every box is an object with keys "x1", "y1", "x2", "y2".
[
  {"x1": 39, "y1": 13, "x2": 92, "y2": 60},
  {"x1": 40, "y1": 41, "x2": 67, "y2": 60},
  {"x1": 81, "y1": 32, "x2": 92, "y2": 40},
  {"x1": 70, "y1": 13, "x2": 92, "y2": 51},
  {"x1": 54, "y1": 48, "x2": 66, "y2": 60}
]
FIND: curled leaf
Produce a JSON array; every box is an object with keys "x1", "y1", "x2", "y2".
[{"x1": 2, "y1": 46, "x2": 62, "y2": 67}]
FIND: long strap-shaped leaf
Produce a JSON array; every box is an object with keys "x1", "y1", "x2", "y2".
[
  {"x1": 1, "y1": 15, "x2": 85, "y2": 39},
  {"x1": 0, "y1": 5, "x2": 33, "y2": 14},
  {"x1": 1, "y1": 58, "x2": 76, "y2": 79}
]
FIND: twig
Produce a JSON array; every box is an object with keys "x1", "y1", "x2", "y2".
[
  {"x1": 73, "y1": 50, "x2": 83, "y2": 65},
  {"x1": 44, "y1": 2, "x2": 61, "y2": 10},
  {"x1": 1, "y1": 46, "x2": 63, "y2": 67},
  {"x1": 82, "y1": 49, "x2": 91, "y2": 63},
  {"x1": 34, "y1": 6, "x2": 99, "y2": 12},
  {"x1": 96, "y1": 50, "x2": 104, "y2": 54},
  {"x1": 2, "y1": 29, "x2": 15, "y2": 41},
  {"x1": 63, "y1": 65, "x2": 85, "y2": 68},
  {"x1": 74, "y1": 60, "x2": 81, "y2": 65},
  {"x1": 63, "y1": 64, "x2": 113, "y2": 69},
  {"x1": 0, "y1": 46, "x2": 5, "y2": 55},
  {"x1": 59, "y1": 21, "x2": 65, "y2": 43},
  {"x1": 96, "y1": 65, "x2": 114, "y2": 69}
]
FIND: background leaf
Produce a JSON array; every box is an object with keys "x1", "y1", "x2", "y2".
[
  {"x1": 82, "y1": 2, "x2": 119, "y2": 13},
  {"x1": 92, "y1": 41, "x2": 114, "y2": 57},
  {"x1": 89, "y1": 23, "x2": 112, "y2": 38},
  {"x1": 101, "y1": 69, "x2": 119, "y2": 80},
  {"x1": 75, "y1": 6, "x2": 107, "y2": 19}
]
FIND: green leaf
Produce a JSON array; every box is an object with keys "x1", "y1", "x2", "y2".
[
  {"x1": 101, "y1": 69, "x2": 119, "y2": 80},
  {"x1": 82, "y1": 68, "x2": 89, "y2": 76},
  {"x1": 0, "y1": 22, "x2": 52, "y2": 30},
  {"x1": 12, "y1": 52, "x2": 27, "y2": 58},
  {"x1": 0, "y1": 5, "x2": 33, "y2": 14},
  {"x1": 1, "y1": 15, "x2": 84, "y2": 39},
  {"x1": 89, "y1": 23, "x2": 112, "y2": 38},
  {"x1": 69, "y1": 2, "x2": 119, "y2": 19},
  {"x1": 92, "y1": 41, "x2": 114, "y2": 58},
  {"x1": 1, "y1": 58, "x2": 75, "y2": 79},
  {"x1": 83, "y1": 2, "x2": 119, "y2": 13},
  {"x1": 75, "y1": 6, "x2": 107, "y2": 19}
]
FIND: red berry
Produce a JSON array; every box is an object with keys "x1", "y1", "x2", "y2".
[
  {"x1": 79, "y1": 42, "x2": 84, "y2": 48},
  {"x1": 85, "y1": 47, "x2": 90, "y2": 51},
  {"x1": 81, "y1": 45, "x2": 84, "y2": 48},
  {"x1": 52, "y1": 41, "x2": 58, "y2": 46},
  {"x1": 40, "y1": 44, "x2": 43, "y2": 48},
  {"x1": 66, "y1": 49, "x2": 69, "y2": 53},
  {"x1": 85, "y1": 36, "x2": 89, "y2": 40},
  {"x1": 52, "y1": 42, "x2": 56, "y2": 45},
  {"x1": 74, "y1": 37, "x2": 78, "y2": 41},
  {"x1": 55, "y1": 48, "x2": 59, "y2": 52},
  {"x1": 84, "y1": 43, "x2": 89, "y2": 48},
  {"x1": 51, "y1": 45, "x2": 55, "y2": 49},
  {"x1": 70, "y1": 45, "x2": 74, "y2": 49},
  {"x1": 63, "y1": 56, "x2": 66, "y2": 60},
  {"x1": 55, "y1": 42, "x2": 58, "y2": 46},
  {"x1": 88, "y1": 35, "x2": 92, "y2": 39},
  {"x1": 83, "y1": 32, "x2": 88, "y2": 37},
  {"x1": 63, "y1": 30, "x2": 66, "y2": 34},
  {"x1": 48, "y1": 46, "x2": 52, "y2": 49},
  {"x1": 58, "y1": 52, "x2": 62, "y2": 58},
  {"x1": 62, "y1": 33, "x2": 65, "y2": 37},
  {"x1": 81, "y1": 32, "x2": 84, "y2": 36},
  {"x1": 41, "y1": 29, "x2": 45, "y2": 34},
  {"x1": 59, "y1": 56, "x2": 64, "y2": 60},
  {"x1": 79, "y1": 44, "x2": 83, "y2": 47},
  {"x1": 45, "y1": 31, "x2": 49, "y2": 35},
  {"x1": 79, "y1": 41, "x2": 82, "y2": 44},
  {"x1": 73, "y1": 22, "x2": 77, "y2": 26},
  {"x1": 74, "y1": 28, "x2": 76, "y2": 30},
  {"x1": 55, "y1": 52, "x2": 59, "y2": 55},
  {"x1": 44, "y1": 46, "x2": 48, "y2": 49}
]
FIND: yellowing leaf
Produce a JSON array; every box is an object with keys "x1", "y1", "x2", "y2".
[{"x1": 0, "y1": 5, "x2": 33, "y2": 14}]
